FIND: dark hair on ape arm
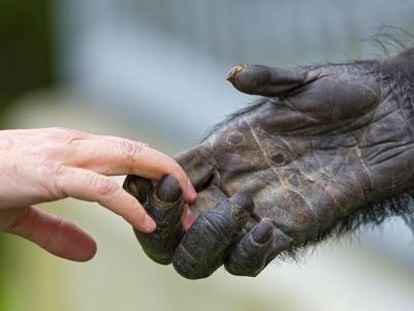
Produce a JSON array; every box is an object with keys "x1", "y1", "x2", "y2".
[
  {"x1": 368, "y1": 24, "x2": 414, "y2": 57},
  {"x1": 200, "y1": 98, "x2": 268, "y2": 143},
  {"x1": 304, "y1": 26, "x2": 414, "y2": 247}
]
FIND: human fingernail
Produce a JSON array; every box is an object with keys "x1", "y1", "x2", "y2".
[
  {"x1": 144, "y1": 215, "x2": 157, "y2": 232},
  {"x1": 186, "y1": 179, "x2": 197, "y2": 202},
  {"x1": 182, "y1": 206, "x2": 195, "y2": 231},
  {"x1": 230, "y1": 192, "x2": 255, "y2": 213},
  {"x1": 185, "y1": 207, "x2": 195, "y2": 222}
]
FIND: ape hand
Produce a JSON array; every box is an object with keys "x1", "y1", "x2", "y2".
[{"x1": 126, "y1": 49, "x2": 414, "y2": 278}]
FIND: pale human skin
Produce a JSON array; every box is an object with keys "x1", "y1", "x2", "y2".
[{"x1": 0, "y1": 127, "x2": 196, "y2": 262}]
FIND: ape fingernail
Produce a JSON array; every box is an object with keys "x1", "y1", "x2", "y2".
[
  {"x1": 252, "y1": 219, "x2": 274, "y2": 244},
  {"x1": 155, "y1": 175, "x2": 182, "y2": 203},
  {"x1": 124, "y1": 177, "x2": 138, "y2": 194},
  {"x1": 226, "y1": 65, "x2": 246, "y2": 82},
  {"x1": 186, "y1": 180, "x2": 197, "y2": 201},
  {"x1": 123, "y1": 176, "x2": 152, "y2": 203},
  {"x1": 230, "y1": 193, "x2": 254, "y2": 213}
]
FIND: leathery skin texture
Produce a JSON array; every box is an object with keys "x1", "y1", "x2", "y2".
[{"x1": 124, "y1": 48, "x2": 414, "y2": 279}]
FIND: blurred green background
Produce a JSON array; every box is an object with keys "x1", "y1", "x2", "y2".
[
  {"x1": 1, "y1": 0, "x2": 414, "y2": 310},
  {"x1": 0, "y1": 0, "x2": 53, "y2": 123}
]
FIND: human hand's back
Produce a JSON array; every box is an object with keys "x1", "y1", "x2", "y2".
[{"x1": 0, "y1": 127, "x2": 196, "y2": 261}]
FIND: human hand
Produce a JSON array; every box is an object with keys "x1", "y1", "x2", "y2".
[
  {"x1": 126, "y1": 49, "x2": 414, "y2": 278},
  {"x1": 0, "y1": 127, "x2": 196, "y2": 261}
]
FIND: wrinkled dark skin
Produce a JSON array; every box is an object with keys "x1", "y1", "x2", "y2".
[{"x1": 124, "y1": 48, "x2": 414, "y2": 279}]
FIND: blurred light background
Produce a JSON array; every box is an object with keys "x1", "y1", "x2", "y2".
[{"x1": 1, "y1": 0, "x2": 414, "y2": 310}]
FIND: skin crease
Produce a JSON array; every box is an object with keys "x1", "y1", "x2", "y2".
[
  {"x1": 127, "y1": 48, "x2": 414, "y2": 279},
  {"x1": 0, "y1": 127, "x2": 197, "y2": 262}
]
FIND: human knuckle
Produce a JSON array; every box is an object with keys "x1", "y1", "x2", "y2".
[
  {"x1": 51, "y1": 164, "x2": 67, "y2": 177},
  {"x1": 95, "y1": 177, "x2": 119, "y2": 196},
  {"x1": 119, "y1": 140, "x2": 146, "y2": 159},
  {"x1": 48, "y1": 127, "x2": 78, "y2": 139},
  {"x1": 170, "y1": 163, "x2": 185, "y2": 179},
  {"x1": 4, "y1": 207, "x2": 31, "y2": 233},
  {"x1": 43, "y1": 218, "x2": 65, "y2": 249},
  {"x1": 47, "y1": 127, "x2": 84, "y2": 152},
  {"x1": 46, "y1": 163, "x2": 67, "y2": 190},
  {"x1": 49, "y1": 165, "x2": 70, "y2": 198},
  {"x1": 47, "y1": 126, "x2": 68, "y2": 134}
]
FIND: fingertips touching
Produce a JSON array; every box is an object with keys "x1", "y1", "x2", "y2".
[
  {"x1": 132, "y1": 175, "x2": 185, "y2": 265},
  {"x1": 159, "y1": 160, "x2": 197, "y2": 204},
  {"x1": 54, "y1": 166, "x2": 156, "y2": 233},
  {"x1": 66, "y1": 135, "x2": 197, "y2": 203}
]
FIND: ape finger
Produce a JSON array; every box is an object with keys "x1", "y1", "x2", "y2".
[
  {"x1": 226, "y1": 64, "x2": 312, "y2": 97},
  {"x1": 224, "y1": 218, "x2": 275, "y2": 277},
  {"x1": 174, "y1": 146, "x2": 215, "y2": 192},
  {"x1": 172, "y1": 192, "x2": 254, "y2": 279},
  {"x1": 130, "y1": 175, "x2": 185, "y2": 265},
  {"x1": 123, "y1": 175, "x2": 153, "y2": 203}
]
